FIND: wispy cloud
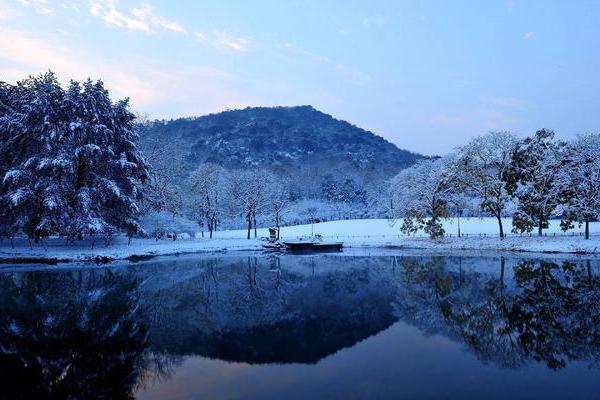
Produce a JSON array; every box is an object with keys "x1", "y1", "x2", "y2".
[
  {"x1": 17, "y1": 0, "x2": 54, "y2": 15},
  {"x1": 194, "y1": 31, "x2": 208, "y2": 41},
  {"x1": 523, "y1": 31, "x2": 536, "y2": 40},
  {"x1": 0, "y1": 27, "x2": 248, "y2": 115},
  {"x1": 194, "y1": 31, "x2": 254, "y2": 53},
  {"x1": 90, "y1": 1, "x2": 151, "y2": 32},
  {"x1": 214, "y1": 31, "x2": 253, "y2": 52},
  {"x1": 151, "y1": 15, "x2": 187, "y2": 34},
  {"x1": 89, "y1": 1, "x2": 187, "y2": 34}
]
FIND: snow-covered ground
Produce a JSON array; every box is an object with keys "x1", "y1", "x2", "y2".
[
  {"x1": 216, "y1": 217, "x2": 600, "y2": 240},
  {"x1": 1, "y1": 217, "x2": 599, "y2": 264}
]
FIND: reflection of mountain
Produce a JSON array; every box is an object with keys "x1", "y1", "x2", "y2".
[
  {"x1": 1, "y1": 253, "x2": 600, "y2": 397},
  {"x1": 172, "y1": 314, "x2": 396, "y2": 365},
  {"x1": 139, "y1": 256, "x2": 399, "y2": 364}
]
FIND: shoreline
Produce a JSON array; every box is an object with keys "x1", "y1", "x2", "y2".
[{"x1": 1, "y1": 233, "x2": 600, "y2": 266}]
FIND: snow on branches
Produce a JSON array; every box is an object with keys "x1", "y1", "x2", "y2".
[
  {"x1": 388, "y1": 158, "x2": 454, "y2": 239},
  {"x1": 0, "y1": 72, "x2": 149, "y2": 242}
]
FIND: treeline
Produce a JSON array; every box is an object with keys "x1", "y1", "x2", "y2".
[{"x1": 386, "y1": 130, "x2": 600, "y2": 239}]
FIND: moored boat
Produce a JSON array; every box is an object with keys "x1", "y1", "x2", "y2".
[{"x1": 283, "y1": 240, "x2": 343, "y2": 252}]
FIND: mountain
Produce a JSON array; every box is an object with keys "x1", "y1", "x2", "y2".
[{"x1": 139, "y1": 105, "x2": 424, "y2": 197}]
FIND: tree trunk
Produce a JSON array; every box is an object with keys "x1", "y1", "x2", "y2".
[
  {"x1": 247, "y1": 212, "x2": 251, "y2": 239},
  {"x1": 538, "y1": 212, "x2": 543, "y2": 237},
  {"x1": 253, "y1": 212, "x2": 257, "y2": 238},
  {"x1": 496, "y1": 212, "x2": 504, "y2": 240},
  {"x1": 275, "y1": 211, "x2": 281, "y2": 240},
  {"x1": 585, "y1": 218, "x2": 590, "y2": 240}
]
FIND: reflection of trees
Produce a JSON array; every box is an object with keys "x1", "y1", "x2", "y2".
[
  {"x1": 399, "y1": 257, "x2": 600, "y2": 370},
  {"x1": 3, "y1": 253, "x2": 599, "y2": 395},
  {"x1": 0, "y1": 269, "x2": 171, "y2": 399},
  {"x1": 142, "y1": 256, "x2": 398, "y2": 364},
  {"x1": 509, "y1": 260, "x2": 600, "y2": 369}
]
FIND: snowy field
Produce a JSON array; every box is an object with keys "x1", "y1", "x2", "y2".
[
  {"x1": 215, "y1": 217, "x2": 600, "y2": 240},
  {"x1": 1, "y1": 217, "x2": 600, "y2": 264}
]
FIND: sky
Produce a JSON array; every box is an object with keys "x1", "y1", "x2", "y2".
[{"x1": 0, "y1": 0, "x2": 599, "y2": 155}]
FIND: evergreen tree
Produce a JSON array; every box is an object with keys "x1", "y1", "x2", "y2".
[{"x1": 0, "y1": 72, "x2": 149, "y2": 242}]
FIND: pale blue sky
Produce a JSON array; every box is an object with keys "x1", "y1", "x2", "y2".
[{"x1": 1, "y1": 0, "x2": 599, "y2": 154}]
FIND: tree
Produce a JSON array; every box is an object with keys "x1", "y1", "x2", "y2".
[
  {"x1": 504, "y1": 129, "x2": 568, "y2": 236},
  {"x1": 0, "y1": 72, "x2": 149, "y2": 242},
  {"x1": 188, "y1": 163, "x2": 228, "y2": 238},
  {"x1": 454, "y1": 131, "x2": 518, "y2": 239},
  {"x1": 560, "y1": 133, "x2": 600, "y2": 239},
  {"x1": 225, "y1": 169, "x2": 274, "y2": 239},
  {"x1": 388, "y1": 158, "x2": 454, "y2": 239},
  {"x1": 135, "y1": 116, "x2": 188, "y2": 218},
  {"x1": 270, "y1": 176, "x2": 290, "y2": 240}
]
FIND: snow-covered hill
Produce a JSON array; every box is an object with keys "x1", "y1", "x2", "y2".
[{"x1": 137, "y1": 106, "x2": 424, "y2": 197}]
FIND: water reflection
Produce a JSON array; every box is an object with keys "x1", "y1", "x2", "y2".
[
  {"x1": 0, "y1": 270, "x2": 171, "y2": 399},
  {"x1": 1, "y1": 253, "x2": 600, "y2": 398},
  {"x1": 398, "y1": 257, "x2": 600, "y2": 370}
]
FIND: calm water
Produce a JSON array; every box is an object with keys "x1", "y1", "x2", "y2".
[{"x1": 1, "y1": 251, "x2": 600, "y2": 399}]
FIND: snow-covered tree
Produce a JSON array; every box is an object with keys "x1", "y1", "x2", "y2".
[
  {"x1": 225, "y1": 169, "x2": 275, "y2": 239},
  {"x1": 454, "y1": 131, "x2": 518, "y2": 239},
  {"x1": 0, "y1": 72, "x2": 149, "y2": 242},
  {"x1": 269, "y1": 175, "x2": 291, "y2": 239},
  {"x1": 560, "y1": 133, "x2": 600, "y2": 239},
  {"x1": 504, "y1": 129, "x2": 568, "y2": 236},
  {"x1": 188, "y1": 163, "x2": 228, "y2": 238},
  {"x1": 388, "y1": 157, "x2": 454, "y2": 238},
  {"x1": 135, "y1": 116, "x2": 188, "y2": 218}
]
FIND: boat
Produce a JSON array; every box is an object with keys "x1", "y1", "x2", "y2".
[{"x1": 283, "y1": 238, "x2": 343, "y2": 252}]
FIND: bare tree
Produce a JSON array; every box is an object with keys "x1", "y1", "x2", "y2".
[
  {"x1": 136, "y1": 116, "x2": 189, "y2": 218},
  {"x1": 188, "y1": 163, "x2": 228, "y2": 238},
  {"x1": 226, "y1": 169, "x2": 275, "y2": 239},
  {"x1": 270, "y1": 176, "x2": 290, "y2": 240}
]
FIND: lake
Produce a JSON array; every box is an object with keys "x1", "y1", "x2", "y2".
[{"x1": 1, "y1": 251, "x2": 599, "y2": 399}]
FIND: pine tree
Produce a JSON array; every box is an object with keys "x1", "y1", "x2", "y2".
[{"x1": 0, "y1": 72, "x2": 149, "y2": 243}]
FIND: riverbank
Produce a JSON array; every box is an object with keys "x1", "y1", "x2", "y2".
[{"x1": 1, "y1": 218, "x2": 599, "y2": 264}]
